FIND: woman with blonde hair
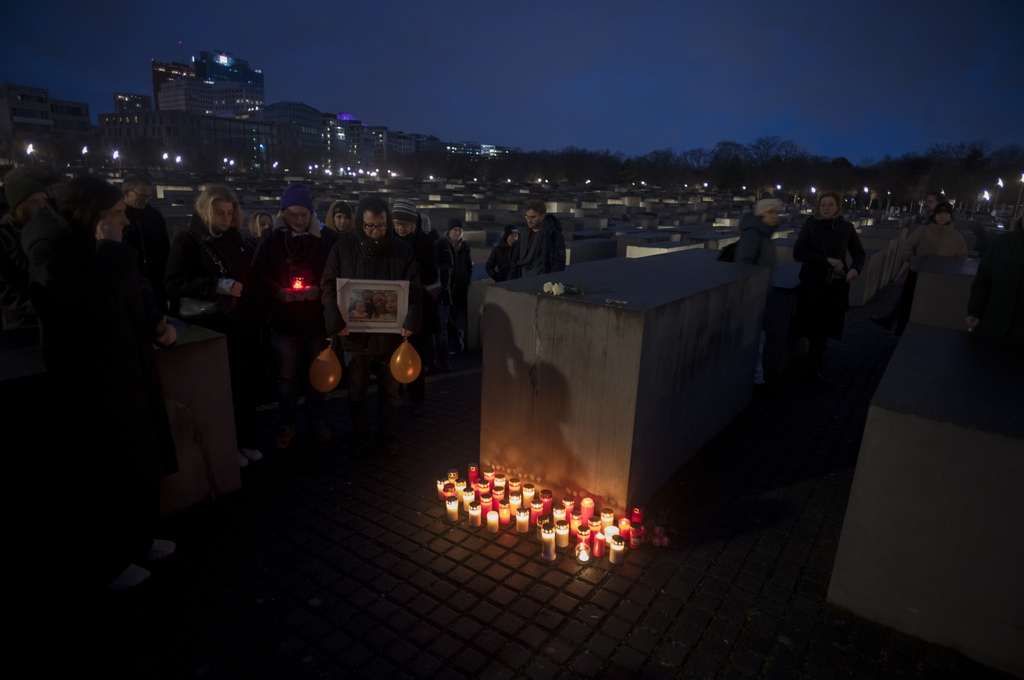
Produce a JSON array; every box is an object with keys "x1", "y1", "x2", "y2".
[
  {"x1": 166, "y1": 185, "x2": 264, "y2": 467},
  {"x1": 245, "y1": 210, "x2": 273, "y2": 247}
]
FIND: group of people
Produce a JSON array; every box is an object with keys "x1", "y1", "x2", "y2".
[{"x1": 735, "y1": 189, "x2": 1023, "y2": 394}]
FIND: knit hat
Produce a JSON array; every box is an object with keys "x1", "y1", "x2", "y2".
[
  {"x1": 503, "y1": 224, "x2": 518, "y2": 240},
  {"x1": 3, "y1": 167, "x2": 48, "y2": 211},
  {"x1": 392, "y1": 198, "x2": 418, "y2": 224},
  {"x1": 447, "y1": 218, "x2": 463, "y2": 233},
  {"x1": 280, "y1": 183, "x2": 314, "y2": 213},
  {"x1": 933, "y1": 202, "x2": 953, "y2": 215},
  {"x1": 754, "y1": 198, "x2": 783, "y2": 217}
]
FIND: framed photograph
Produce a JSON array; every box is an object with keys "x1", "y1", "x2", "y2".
[{"x1": 336, "y1": 279, "x2": 409, "y2": 334}]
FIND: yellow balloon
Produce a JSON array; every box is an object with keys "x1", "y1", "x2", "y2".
[
  {"x1": 390, "y1": 338, "x2": 421, "y2": 384},
  {"x1": 309, "y1": 346, "x2": 342, "y2": 392}
]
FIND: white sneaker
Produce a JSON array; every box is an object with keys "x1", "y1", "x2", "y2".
[
  {"x1": 240, "y1": 448, "x2": 263, "y2": 462},
  {"x1": 110, "y1": 564, "x2": 151, "y2": 590},
  {"x1": 147, "y1": 539, "x2": 176, "y2": 560},
  {"x1": 238, "y1": 452, "x2": 249, "y2": 467}
]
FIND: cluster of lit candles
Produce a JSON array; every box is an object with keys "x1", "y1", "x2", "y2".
[{"x1": 437, "y1": 465, "x2": 648, "y2": 566}]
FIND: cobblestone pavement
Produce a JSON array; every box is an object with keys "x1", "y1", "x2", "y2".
[{"x1": 77, "y1": 288, "x2": 1014, "y2": 679}]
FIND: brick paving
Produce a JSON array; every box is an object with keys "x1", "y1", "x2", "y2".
[{"x1": 75, "y1": 288, "x2": 1014, "y2": 679}]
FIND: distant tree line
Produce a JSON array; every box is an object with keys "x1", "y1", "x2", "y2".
[{"x1": 384, "y1": 137, "x2": 1024, "y2": 212}]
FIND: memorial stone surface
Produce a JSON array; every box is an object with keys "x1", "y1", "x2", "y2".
[
  {"x1": 156, "y1": 321, "x2": 241, "y2": 514},
  {"x1": 480, "y1": 251, "x2": 769, "y2": 511},
  {"x1": 908, "y1": 256, "x2": 979, "y2": 329},
  {"x1": 828, "y1": 324, "x2": 1024, "y2": 677}
]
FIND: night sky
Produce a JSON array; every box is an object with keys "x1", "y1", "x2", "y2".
[{"x1": 4, "y1": 0, "x2": 1022, "y2": 162}]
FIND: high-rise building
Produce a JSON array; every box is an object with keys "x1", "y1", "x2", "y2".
[
  {"x1": 114, "y1": 92, "x2": 152, "y2": 115},
  {"x1": 151, "y1": 60, "x2": 194, "y2": 110},
  {"x1": 195, "y1": 50, "x2": 264, "y2": 91}
]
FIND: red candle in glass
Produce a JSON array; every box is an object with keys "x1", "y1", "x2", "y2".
[
  {"x1": 479, "y1": 493, "x2": 493, "y2": 513},
  {"x1": 530, "y1": 500, "x2": 544, "y2": 524},
  {"x1": 631, "y1": 507, "x2": 644, "y2": 524},
  {"x1": 562, "y1": 498, "x2": 575, "y2": 514},
  {"x1": 588, "y1": 517, "x2": 602, "y2": 536},
  {"x1": 618, "y1": 517, "x2": 632, "y2": 542},
  {"x1": 492, "y1": 487, "x2": 505, "y2": 506},
  {"x1": 593, "y1": 532, "x2": 606, "y2": 557},
  {"x1": 580, "y1": 497, "x2": 595, "y2": 522},
  {"x1": 482, "y1": 470, "x2": 495, "y2": 485},
  {"x1": 629, "y1": 522, "x2": 643, "y2": 549},
  {"x1": 577, "y1": 525, "x2": 591, "y2": 547},
  {"x1": 498, "y1": 500, "x2": 511, "y2": 524},
  {"x1": 540, "y1": 489, "x2": 553, "y2": 515},
  {"x1": 443, "y1": 483, "x2": 455, "y2": 504},
  {"x1": 467, "y1": 464, "x2": 479, "y2": 485},
  {"x1": 291, "y1": 277, "x2": 306, "y2": 290},
  {"x1": 570, "y1": 510, "x2": 583, "y2": 536},
  {"x1": 508, "y1": 477, "x2": 521, "y2": 494}
]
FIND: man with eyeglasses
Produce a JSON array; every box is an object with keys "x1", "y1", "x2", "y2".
[
  {"x1": 508, "y1": 199, "x2": 565, "y2": 279},
  {"x1": 122, "y1": 175, "x2": 171, "y2": 312},
  {"x1": 323, "y1": 196, "x2": 422, "y2": 456}
]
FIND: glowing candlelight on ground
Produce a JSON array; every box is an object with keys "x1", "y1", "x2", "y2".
[
  {"x1": 581, "y1": 498, "x2": 595, "y2": 522},
  {"x1": 498, "y1": 501, "x2": 511, "y2": 524},
  {"x1": 468, "y1": 502, "x2": 481, "y2": 527},
  {"x1": 605, "y1": 526, "x2": 619, "y2": 541},
  {"x1": 588, "y1": 517, "x2": 602, "y2": 536},
  {"x1": 509, "y1": 493, "x2": 522, "y2": 509},
  {"x1": 540, "y1": 489, "x2": 553, "y2": 515},
  {"x1": 487, "y1": 511, "x2": 499, "y2": 534},
  {"x1": 492, "y1": 487, "x2": 505, "y2": 506},
  {"x1": 445, "y1": 495, "x2": 459, "y2": 522},
  {"x1": 618, "y1": 518, "x2": 632, "y2": 542},
  {"x1": 454, "y1": 478, "x2": 467, "y2": 498},
  {"x1": 461, "y1": 488, "x2": 475, "y2": 512},
  {"x1": 562, "y1": 498, "x2": 575, "y2": 514},
  {"x1": 479, "y1": 493, "x2": 493, "y2": 513},
  {"x1": 575, "y1": 541, "x2": 592, "y2": 564},
  {"x1": 553, "y1": 507, "x2": 566, "y2": 524},
  {"x1": 536, "y1": 515, "x2": 551, "y2": 540},
  {"x1": 493, "y1": 473, "x2": 506, "y2": 489},
  {"x1": 436, "y1": 479, "x2": 447, "y2": 500},
  {"x1": 631, "y1": 507, "x2": 644, "y2": 524},
  {"x1": 593, "y1": 531, "x2": 606, "y2": 557},
  {"x1": 630, "y1": 522, "x2": 643, "y2": 549},
  {"x1": 609, "y1": 535, "x2": 626, "y2": 564},
  {"x1": 483, "y1": 470, "x2": 495, "y2": 486},
  {"x1": 577, "y1": 525, "x2": 591, "y2": 548},
  {"x1": 508, "y1": 477, "x2": 521, "y2": 494},
  {"x1": 516, "y1": 508, "x2": 530, "y2": 533},
  {"x1": 467, "y1": 464, "x2": 479, "y2": 485},
  {"x1": 540, "y1": 523, "x2": 556, "y2": 561},
  {"x1": 530, "y1": 500, "x2": 544, "y2": 524},
  {"x1": 522, "y1": 484, "x2": 535, "y2": 508},
  {"x1": 601, "y1": 508, "x2": 615, "y2": 531},
  {"x1": 443, "y1": 483, "x2": 455, "y2": 506},
  {"x1": 447, "y1": 469, "x2": 459, "y2": 484},
  {"x1": 555, "y1": 520, "x2": 570, "y2": 548},
  {"x1": 570, "y1": 511, "x2": 583, "y2": 536}
]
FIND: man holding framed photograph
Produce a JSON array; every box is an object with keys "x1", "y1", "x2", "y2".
[{"x1": 322, "y1": 196, "x2": 422, "y2": 456}]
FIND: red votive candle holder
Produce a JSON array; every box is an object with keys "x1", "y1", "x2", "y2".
[
  {"x1": 570, "y1": 510, "x2": 583, "y2": 536},
  {"x1": 540, "y1": 489, "x2": 553, "y2": 515},
  {"x1": 629, "y1": 522, "x2": 643, "y2": 549},
  {"x1": 577, "y1": 525, "x2": 591, "y2": 548},
  {"x1": 580, "y1": 497, "x2": 595, "y2": 523},
  {"x1": 530, "y1": 500, "x2": 544, "y2": 525},
  {"x1": 467, "y1": 464, "x2": 479, "y2": 485},
  {"x1": 631, "y1": 507, "x2": 644, "y2": 524},
  {"x1": 498, "y1": 501, "x2": 511, "y2": 525},
  {"x1": 562, "y1": 498, "x2": 575, "y2": 514},
  {"x1": 618, "y1": 518, "x2": 632, "y2": 543},
  {"x1": 508, "y1": 478, "x2": 521, "y2": 494},
  {"x1": 593, "y1": 531, "x2": 606, "y2": 557}
]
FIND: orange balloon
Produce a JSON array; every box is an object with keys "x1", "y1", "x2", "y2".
[
  {"x1": 309, "y1": 346, "x2": 342, "y2": 392},
  {"x1": 390, "y1": 338, "x2": 421, "y2": 384}
]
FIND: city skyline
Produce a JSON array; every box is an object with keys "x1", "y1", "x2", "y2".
[{"x1": 3, "y1": 0, "x2": 1023, "y2": 162}]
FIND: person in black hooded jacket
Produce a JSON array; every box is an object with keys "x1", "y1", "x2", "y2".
[
  {"x1": 486, "y1": 224, "x2": 519, "y2": 282},
  {"x1": 322, "y1": 196, "x2": 422, "y2": 454}
]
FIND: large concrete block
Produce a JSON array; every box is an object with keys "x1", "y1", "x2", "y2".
[
  {"x1": 848, "y1": 248, "x2": 883, "y2": 306},
  {"x1": 481, "y1": 253, "x2": 769, "y2": 510},
  {"x1": 909, "y1": 257, "x2": 978, "y2": 330},
  {"x1": 567, "y1": 238, "x2": 617, "y2": 265},
  {"x1": 156, "y1": 322, "x2": 241, "y2": 514},
  {"x1": 828, "y1": 325, "x2": 1024, "y2": 677}
]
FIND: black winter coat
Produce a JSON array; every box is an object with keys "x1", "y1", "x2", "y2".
[{"x1": 252, "y1": 226, "x2": 338, "y2": 336}]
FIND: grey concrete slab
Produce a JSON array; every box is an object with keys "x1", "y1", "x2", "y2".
[
  {"x1": 829, "y1": 325, "x2": 1024, "y2": 677},
  {"x1": 909, "y1": 256, "x2": 978, "y2": 330}
]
